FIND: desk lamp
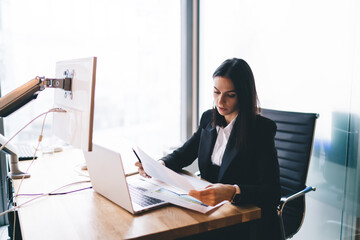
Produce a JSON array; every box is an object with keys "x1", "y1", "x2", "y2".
[{"x1": 0, "y1": 76, "x2": 72, "y2": 179}]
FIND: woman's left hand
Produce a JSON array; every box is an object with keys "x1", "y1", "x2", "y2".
[{"x1": 188, "y1": 183, "x2": 236, "y2": 206}]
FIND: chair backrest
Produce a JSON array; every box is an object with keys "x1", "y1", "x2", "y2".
[{"x1": 261, "y1": 108, "x2": 318, "y2": 238}]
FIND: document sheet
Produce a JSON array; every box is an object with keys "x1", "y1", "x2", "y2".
[{"x1": 134, "y1": 147, "x2": 228, "y2": 213}]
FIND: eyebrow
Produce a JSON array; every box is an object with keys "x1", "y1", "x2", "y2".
[{"x1": 213, "y1": 86, "x2": 237, "y2": 93}]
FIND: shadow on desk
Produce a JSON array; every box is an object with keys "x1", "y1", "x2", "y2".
[{"x1": 178, "y1": 220, "x2": 259, "y2": 240}]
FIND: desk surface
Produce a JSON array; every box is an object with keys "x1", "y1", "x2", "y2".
[{"x1": 14, "y1": 148, "x2": 261, "y2": 240}]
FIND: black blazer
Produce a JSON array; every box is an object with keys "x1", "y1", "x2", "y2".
[{"x1": 161, "y1": 109, "x2": 281, "y2": 238}]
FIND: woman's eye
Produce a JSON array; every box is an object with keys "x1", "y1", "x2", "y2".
[
  {"x1": 227, "y1": 94, "x2": 236, "y2": 98},
  {"x1": 213, "y1": 91, "x2": 220, "y2": 95}
]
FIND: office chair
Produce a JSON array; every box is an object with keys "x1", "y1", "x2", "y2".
[{"x1": 261, "y1": 108, "x2": 318, "y2": 240}]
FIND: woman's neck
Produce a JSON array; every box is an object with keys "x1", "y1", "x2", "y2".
[{"x1": 225, "y1": 113, "x2": 238, "y2": 125}]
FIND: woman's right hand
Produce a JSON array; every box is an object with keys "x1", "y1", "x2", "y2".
[
  {"x1": 135, "y1": 160, "x2": 166, "y2": 178},
  {"x1": 134, "y1": 161, "x2": 151, "y2": 178}
]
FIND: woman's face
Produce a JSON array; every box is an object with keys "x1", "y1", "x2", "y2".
[{"x1": 213, "y1": 76, "x2": 239, "y2": 124}]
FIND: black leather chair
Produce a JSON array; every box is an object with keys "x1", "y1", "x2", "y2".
[{"x1": 261, "y1": 108, "x2": 319, "y2": 240}]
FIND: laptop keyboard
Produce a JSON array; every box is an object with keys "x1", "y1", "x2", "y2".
[
  {"x1": 17, "y1": 144, "x2": 38, "y2": 161},
  {"x1": 128, "y1": 184, "x2": 164, "y2": 207}
]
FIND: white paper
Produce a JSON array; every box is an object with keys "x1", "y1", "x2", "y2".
[
  {"x1": 179, "y1": 173, "x2": 211, "y2": 189},
  {"x1": 133, "y1": 146, "x2": 228, "y2": 213},
  {"x1": 146, "y1": 187, "x2": 227, "y2": 213},
  {"x1": 135, "y1": 146, "x2": 204, "y2": 193},
  {"x1": 140, "y1": 177, "x2": 227, "y2": 213}
]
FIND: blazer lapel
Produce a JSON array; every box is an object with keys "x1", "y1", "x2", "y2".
[
  {"x1": 198, "y1": 123, "x2": 217, "y2": 178},
  {"x1": 218, "y1": 128, "x2": 239, "y2": 182}
]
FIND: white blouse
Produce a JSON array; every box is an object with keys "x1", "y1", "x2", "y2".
[{"x1": 211, "y1": 116, "x2": 237, "y2": 166}]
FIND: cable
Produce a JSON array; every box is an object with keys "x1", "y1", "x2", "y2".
[
  {"x1": 15, "y1": 181, "x2": 92, "y2": 198},
  {"x1": 0, "y1": 108, "x2": 65, "y2": 153},
  {"x1": 8, "y1": 180, "x2": 91, "y2": 240},
  {"x1": 15, "y1": 111, "x2": 49, "y2": 195},
  {"x1": 12, "y1": 107, "x2": 67, "y2": 194},
  {"x1": 0, "y1": 107, "x2": 66, "y2": 240},
  {"x1": 12, "y1": 109, "x2": 50, "y2": 240},
  {"x1": 17, "y1": 186, "x2": 92, "y2": 197},
  {"x1": 12, "y1": 180, "x2": 92, "y2": 199},
  {"x1": 0, "y1": 180, "x2": 92, "y2": 218}
]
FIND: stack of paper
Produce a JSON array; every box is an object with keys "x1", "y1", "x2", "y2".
[{"x1": 134, "y1": 147, "x2": 228, "y2": 213}]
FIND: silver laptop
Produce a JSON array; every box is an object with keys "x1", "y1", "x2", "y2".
[{"x1": 83, "y1": 144, "x2": 168, "y2": 214}]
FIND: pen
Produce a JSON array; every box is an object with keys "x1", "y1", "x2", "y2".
[{"x1": 132, "y1": 148, "x2": 142, "y2": 163}]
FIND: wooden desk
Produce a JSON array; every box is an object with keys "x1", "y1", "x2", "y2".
[{"x1": 13, "y1": 148, "x2": 261, "y2": 240}]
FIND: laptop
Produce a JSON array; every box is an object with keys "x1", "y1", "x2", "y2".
[{"x1": 83, "y1": 144, "x2": 168, "y2": 214}]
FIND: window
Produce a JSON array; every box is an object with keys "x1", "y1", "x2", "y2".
[
  {"x1": 0, "y1": 0, "x2": 181, "y2": 158},
  {"x1": 198, "y1": 1, "x2": 360, "y2": 239}
]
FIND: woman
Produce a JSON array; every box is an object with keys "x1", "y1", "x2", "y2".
[{"x1": 136, "y1": 58, "x2": 280, "y2": 239}]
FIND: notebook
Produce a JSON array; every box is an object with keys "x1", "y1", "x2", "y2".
[{"x1": 83, "y1": 144, "x2": 168, "y2": 214}]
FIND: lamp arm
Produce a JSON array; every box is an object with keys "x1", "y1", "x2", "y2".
[
  {"x1": 0, "y1": 76, "x2": 71, "y2": 117},
  {"x1": 0, "y1": 76, "x2": 72, "y2": 179}
]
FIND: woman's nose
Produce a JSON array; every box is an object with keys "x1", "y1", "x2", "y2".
[{"x1": 218, "y1": 94, "x2": 225, "y2": 104}]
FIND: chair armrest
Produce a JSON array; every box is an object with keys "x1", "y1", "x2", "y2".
[{"x1": 277, "y1": 186, "x2": 316, "y2": 215}]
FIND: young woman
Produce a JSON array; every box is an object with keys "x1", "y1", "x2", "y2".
[{"x1": 136, "y1": 58, "x2": 280, "y2": 239}]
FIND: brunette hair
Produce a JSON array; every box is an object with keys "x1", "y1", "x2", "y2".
[{"x1": 212, "y1": 58, "x2": 260, "y2": 149}]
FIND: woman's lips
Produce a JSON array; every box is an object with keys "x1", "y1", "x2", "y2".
[{"x1": 218, "y1": 107, "x2": 227, "y2": 112}]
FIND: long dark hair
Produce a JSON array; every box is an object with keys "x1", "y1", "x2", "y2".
[{"x1": 212, "y1": 58, "x2": 260, "y2": 149}]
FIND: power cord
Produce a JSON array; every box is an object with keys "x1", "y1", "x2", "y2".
[
  {"x1": 0, "y1": 108, "x2": 66, "y2": 153},
  {"x1": 0, "y1": 107, "x2": 66, "y2": 240},
  {"x1": 1, "y1": 180, "x2": 92, "y2": 217}
]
